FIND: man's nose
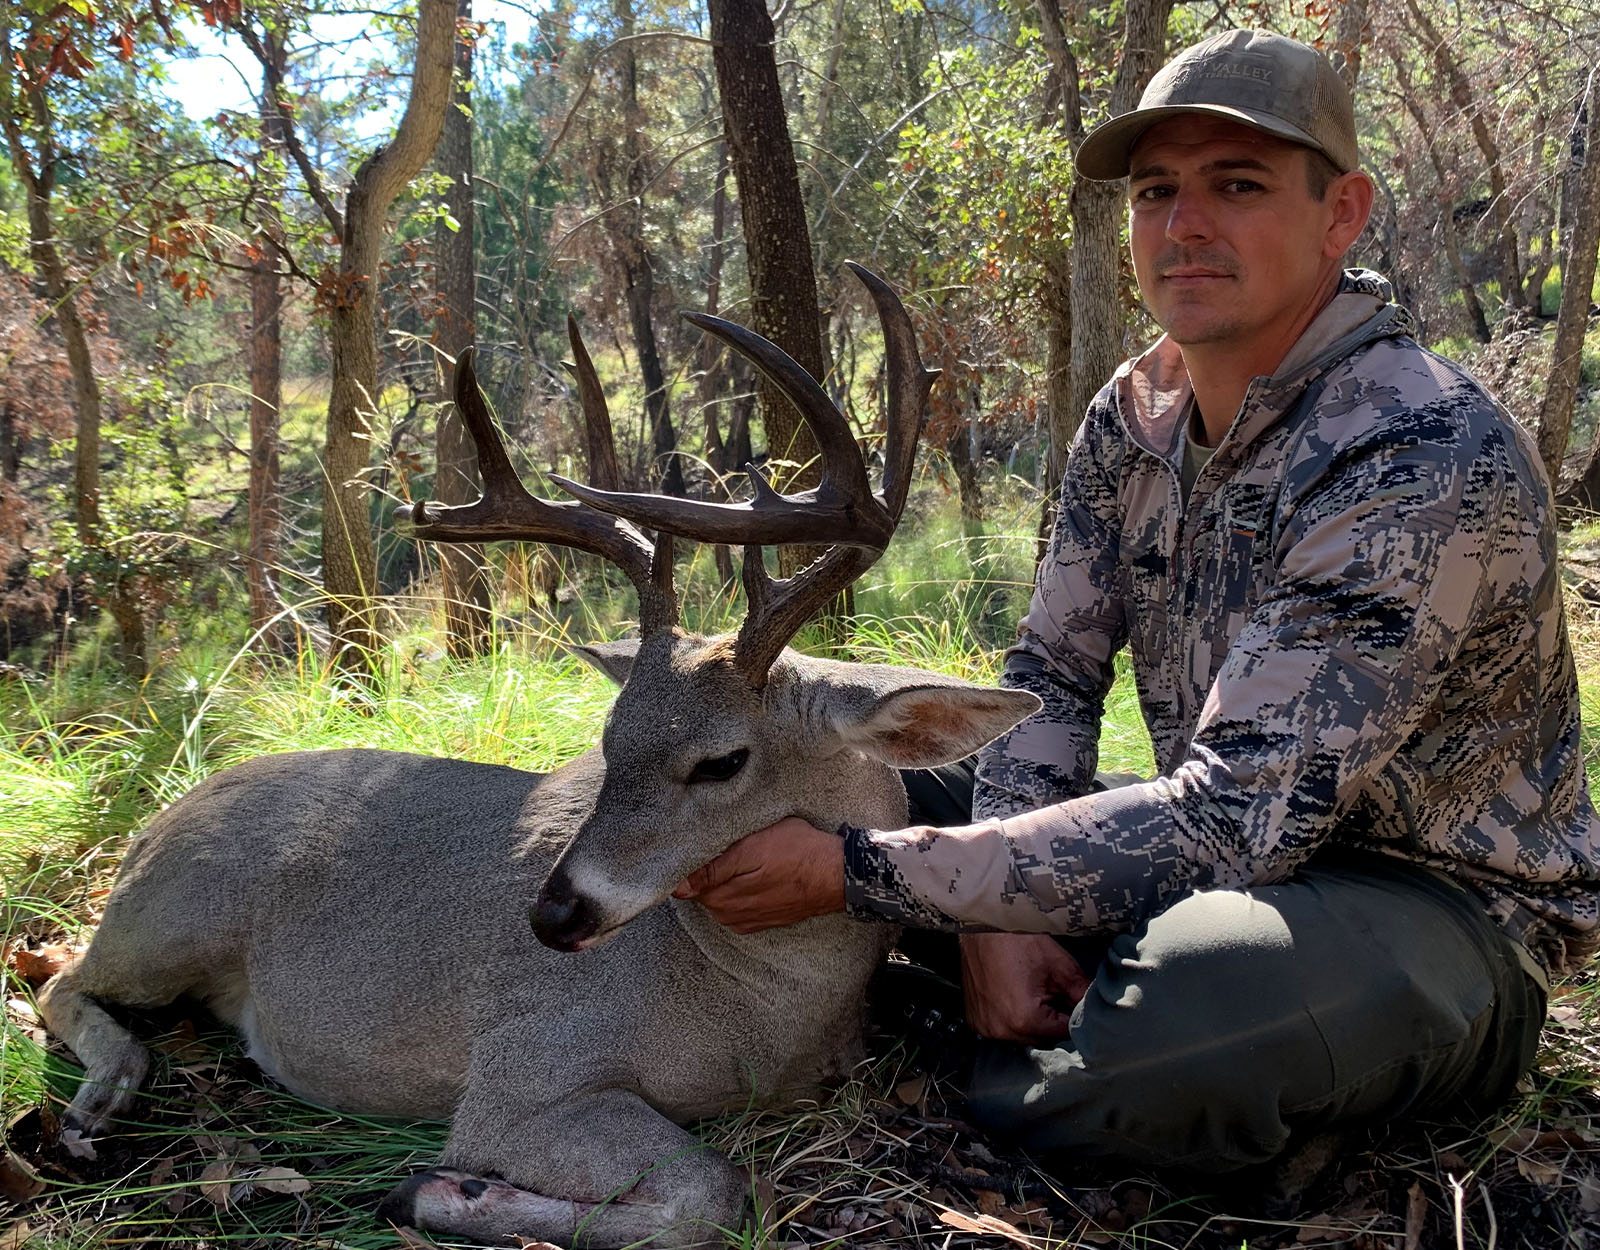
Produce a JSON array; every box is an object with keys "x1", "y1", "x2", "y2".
[{"x1": 1164, "y1": 186, "x2": 1215, "y2": 244}]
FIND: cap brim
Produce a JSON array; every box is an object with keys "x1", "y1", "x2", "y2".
[{"x1": 1075, "y1": 103, "x2": 1331, "y2": 181}]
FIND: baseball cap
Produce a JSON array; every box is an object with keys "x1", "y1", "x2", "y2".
[{"x1": 1075, "y1": 29, "x2": 1359, "y2": 181}]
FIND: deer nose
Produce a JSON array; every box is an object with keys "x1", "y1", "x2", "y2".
[{"x1": 531, "y1": 876, "x2": 597, "y2": 952}]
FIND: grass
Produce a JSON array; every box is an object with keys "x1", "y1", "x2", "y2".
[{"x1": 3, "y1": 486, "x2": 1600, "y2": 1248}]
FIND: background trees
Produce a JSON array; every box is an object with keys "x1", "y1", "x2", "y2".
[{"x1": 1, "y1": 0, "x2": 1596, "y2": 675}]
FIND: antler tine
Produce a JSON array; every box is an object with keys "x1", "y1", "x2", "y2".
[
  {"x1": 397, "y1": 348, "x2": 679, "y2": 636},
  {"x1": 561, "y1": 314, "x2": 623, "y2": 493},
  {"x1": 733, "y1": 545, "x2": 877, "y2": 682},
  {"x1": 843, "y1": 261, "x2": 940, "y2": 520},
  {"x1": 551, "y1": 309, "x2": 893, "y2": 551},
  {"x1": 723, "y1": 266, "x2": 938, "y2": 685}
]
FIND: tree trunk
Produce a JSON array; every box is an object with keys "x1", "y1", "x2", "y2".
[
  {"x1": 1033, "y1": 0, "x2": 1077, "y2": 549},
  {"x1": 598, "y1": 0, "x2": 683, "y2": 498},
  {"x1": 708, "y1": 0, "x2": 830, "y2": 582},
  {"x1": 1, "y1": 16, "x2": 145, "y2": 674},
  {"x1": 947, "y1": 401, "x2": 982, "y2": 532},
  {"x1": 699, "y1": 147, "x2": 736, "y2": 586},
  {"x1": 321, "y1": 0, "x2": 457, "y2": 673},
  {"x1": 1331, "y1": 0, "x2": 1368, "y2": 90},
  {"x1": 1, "y1": 402, "x2": 18, "y2": 482},
  {"x1": 1065, "y1": 0, "x2": 1172, "y2": 462},
  {"x1": 434, "y1": 0, "x2": 493, "y2": 658},
  {"x1": 248, "y1": 32, "x2": 288, "y2": 652},
  {"x1": 1540, "y1": 79, "x2": 1600, "y2": 490}
]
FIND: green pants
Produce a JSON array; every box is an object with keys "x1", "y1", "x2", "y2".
[{"x1": 963, "y1": 852, "x2": 1546, "y2": 1171}]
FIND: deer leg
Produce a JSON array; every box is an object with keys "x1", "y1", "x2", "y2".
[
  {"x1": 37, "y1": 962, "x2": 151, "y2": 1157},
  {"x1": 377, "y1": 1087, "x2": 749, "y2": 1249}
]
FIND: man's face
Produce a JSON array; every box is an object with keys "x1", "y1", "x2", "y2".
[{"x1": 1126, "y1": 116, "x2": 1356, "y2": 353}]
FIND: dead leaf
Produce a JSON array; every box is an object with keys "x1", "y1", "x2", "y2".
[
  {"x1": 1004, "y1": 1202, "x2": 1054, "y2": 1234},
  {"x1": 0, "y1": 1221, "x2": 32, "y2": 1250},
  {"x1": 1515, "y1": 1154, "x2": 1565, "y2": 1188},
  {"x1": 251, "y1": 1166, "x2": 310, "y2": 1195},
  {"x1": 58, "y1": 1128, "x2": 95, "y2": 1161},
  {"x1": 0, "y1": 1153, "x2": 44, "y2": 1203},
  {"x1": 1547, "y1": 1002, "x2": 1583, "y2": 1027},
  {"x1": 975, "y1": 1189, "x2": 1003, "y2": 1216},
  {"x1": 894, "y1": 1074, "x2": 928, "y2": 1106},
  {"x1": 1296, "y1": 1212, "x2": 1339, "y2": 1242},
  {"x1": 199, "y1": 1160, "x2": 235, "y2": 1209},
  {"x1": 155, "y1": 1019, "x2": 211, "y2": 1066},
  {"x1": 1578, "y1": 1170, "x2": 1600, "y2": 1214},
  {"x1": 9, "y1": 944, "x2": 78, "y2": 987},
  {"x1": 150, "y1": 1157, "x2": 175, "y2": 1188},
  {"x1": 939, "y1": 1208, "x2": 1036, "y2": 1248},
  {"x1": 4, "y1": 999, "x2": 37, "y2": 1027},
  {"x1": 1403, "y1": 1180, "x2": 1427, "y2": 1250},
  {"x1": 511, "y1": 1239, "x2": 562, "y2": 1250}
]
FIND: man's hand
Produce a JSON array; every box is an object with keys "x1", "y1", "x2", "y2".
[
  {"x1": 959, "y1": 932, "x2": 1088, "y2": 1044},
  {"x1": 672, "y1": 817, "x2": 845, "y2": 933}
]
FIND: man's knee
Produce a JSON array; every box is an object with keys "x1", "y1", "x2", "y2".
[{"x1": 968, "y1": 887, "x2": 1330, "y2": 1168}]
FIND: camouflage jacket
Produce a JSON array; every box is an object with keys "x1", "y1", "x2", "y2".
[{"x1": 844, "y1": 270, "x2": 1600, "y2": 973}]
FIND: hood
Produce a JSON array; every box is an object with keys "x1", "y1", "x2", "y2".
[{"x1": 1115, "y1": 268, "x2": 1415, "y2": 460}]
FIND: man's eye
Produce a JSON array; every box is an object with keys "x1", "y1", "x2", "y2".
[
  {"x1": 1133, "y1": 185, "x2": 1172, "y2": 202},
  {"x1": 1224, "y1": 179, "x2": 1263, "y2": 193},
  {"x1": 687, "y1": 748, "x2": 749, "y2": 784}
]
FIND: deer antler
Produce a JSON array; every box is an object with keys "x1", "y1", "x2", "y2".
[
  {"x1": 728, "y1": 264, "x2": 938, "y2": 681},
  {"x1": 548, "y1": 263, "x2": 939, "y2": 684},
  {"x1": 397, "y1": 348, "x2": 678, "y2": 636}
]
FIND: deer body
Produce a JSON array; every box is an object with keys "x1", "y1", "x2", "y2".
[
  {"x1": 43, "y1": 639, "x2": 1029, "y2": 1245},
  {"x1": 40, "y1": 268, "x2": 1034, "y2": 1246}
]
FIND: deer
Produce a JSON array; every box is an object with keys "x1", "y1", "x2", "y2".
[{"x1": 37, "y1": 265, "x2": 1040, "y2": 1248}]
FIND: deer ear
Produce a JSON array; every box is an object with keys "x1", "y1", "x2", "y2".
[
  {"x1": 826, "y1": 677, "x2": 1041, "y2": 769},
  {"x1": 568, "y1": 639, "x2": 641, "y2": 686}
]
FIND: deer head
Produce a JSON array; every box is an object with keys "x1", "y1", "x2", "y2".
[{"x1": 399, "y1": 265, "x2": 1039, "y2": 951}]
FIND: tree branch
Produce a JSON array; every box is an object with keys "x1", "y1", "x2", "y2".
[{"x1": 233, "y1": 19, "x2": 346, "y2": 238}]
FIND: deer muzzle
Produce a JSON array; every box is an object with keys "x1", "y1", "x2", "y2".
[{"x1": 530, "y1": 873, "x2": 601, "y2": 952}]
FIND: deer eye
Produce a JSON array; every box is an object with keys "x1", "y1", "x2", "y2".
[{"x1": 687, "y1": 748, "x2": 749, "y2": 784}]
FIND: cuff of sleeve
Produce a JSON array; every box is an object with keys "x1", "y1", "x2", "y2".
[{"x1": 840, "y1": 824, "x2": 964, "y2": 931}]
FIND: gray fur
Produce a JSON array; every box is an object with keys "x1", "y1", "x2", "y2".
[{"x1": 39, "y1": 632, "x2": 1037, "y2": 1247}]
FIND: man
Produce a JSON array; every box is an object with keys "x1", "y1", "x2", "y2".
[{"x1": 674, "y1": 29, "x2": 1600, "y2": 1169}]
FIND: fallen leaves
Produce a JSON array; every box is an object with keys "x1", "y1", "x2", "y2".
[
  {"x1": 195, "y1": 1158, "x2": 310, "y2": 1210},
  {"x1": 0, "y1": 1153, "x2": 45, "y2": 1204},
  {"x1": 0, "y1": 1222, "x2": 32, "y2": 1250},
  {"x1": 7, "y1": 943, "x2": 79, "y2": 987},
  {"x1": 939, "y1": 1207, "x2": 1039, "y2": 1248}
]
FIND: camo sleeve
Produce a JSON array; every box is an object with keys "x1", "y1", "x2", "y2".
[
  {"x1": 846, "y1": 367, "x2": 1526, "y2": 934},
  {"x1": 971, "y1": 389, "x2": 1129, "y2": 822}
]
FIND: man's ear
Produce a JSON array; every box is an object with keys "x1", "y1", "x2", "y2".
[
  {"x1": 1324, "y1": 169, "x2": 1374, "y2": 258},
  {"x1": 568, "y1": 639, "x2": 640, "y2": 686},
  {"x1": 802, "y1": 659, "x2": 1041, "y2": 768}
]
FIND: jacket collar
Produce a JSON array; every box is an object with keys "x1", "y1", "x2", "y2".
[{"x1": 1113, "y1": 269, "x2": 1415, "y2": 461}]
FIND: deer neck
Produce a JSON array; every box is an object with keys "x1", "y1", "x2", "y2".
[{"x1": 670, "y1": 896, "x2": 896, "y2": 993}]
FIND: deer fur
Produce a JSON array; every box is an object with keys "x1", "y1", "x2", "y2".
[{"x1": 39, "y1": 631, "x2": 1038, "y2": 1246}]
